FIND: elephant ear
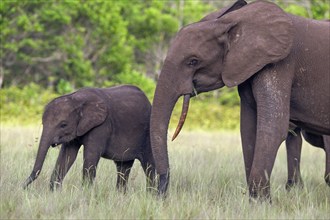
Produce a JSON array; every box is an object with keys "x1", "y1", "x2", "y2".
[
  {"x1": 72, "y1": 90, "x2": 108, "y2": 136},
  {"x1": 218, "y1": 1, "x2": 294, "y2": 87}
]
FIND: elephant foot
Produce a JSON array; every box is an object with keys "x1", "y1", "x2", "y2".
[
  {"x1": 146, "y1": 177, "x2": 157, "y2": 193},
  {"x1": 157, "y1": 173, "x2": 170, "y2": 198},
  {"x1": 285, "y1": 178, "x2": 304, "y2": 191},
  {"x1": 49, "y1": 181, "x2": 62, "y2": 191},
  {"x1": 249, "y1": 183, "x2": 272, "y2": 203}
]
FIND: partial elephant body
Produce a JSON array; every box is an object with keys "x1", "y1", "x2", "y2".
[
  {"x1": 84, "y1": 87, "x2": 152, "y2": 162},
  {"x1": 286, "y1": 127, "x2": 330, "y2": 188},
  {"x1": 149, "y1": 0, "x2": 330, "y2": 200},
  {"x1": 289, "y1": 17, "x2": 330, "y2": 134},
  {"x1": 23, "y1": 85, "x2": 156, "y2": 191}
]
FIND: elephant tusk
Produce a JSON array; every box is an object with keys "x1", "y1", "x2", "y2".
[
  {"x1": 193, "y1": 86, "x2": 198, "y2": 97},
  {"x1": 172, "y1": 94, "x2": 190, "y2": 141}
]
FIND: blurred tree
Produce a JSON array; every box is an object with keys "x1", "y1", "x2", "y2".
[
  {"x1": 278, "y1": 0, "x2": 329, "y2": 19},
  {"x1": 0, "y1": 0, "x2": 328, "y2": 94},
  {"x1": 1, "y1": 1, "x2": 133, "y2": 91},
  {"x1": 123, "y1": 0, "x2": 212, "y2": 80},
  {"x1": 310, "y1": 0, "x2": 330, "y2": 19},
  {"x1": 1, "y1": 0, "x2": 329, "y2": 126},
  {"x1": 0, "y1": 0, "x2": 214, "y2": 92}
]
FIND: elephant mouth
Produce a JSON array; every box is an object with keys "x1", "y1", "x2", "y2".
[
  {"x1": 193, "y1": 81, "x2": 225, "y2": 96},
  {"x1": 51, "y1": 136, "x2": 78, "y2": 148},
  {"x1": 51, "y1": 143, "x2": 60, "y2": 148},
  {"x1": 51, "y1": 137, "x2": 62, "y2": 147},
  {"x1": 172, "y1": 80, "x2": 225, "y2": 141},
  {"x1": 51, "y1": 134, "x2": 76, "y2": 147}
]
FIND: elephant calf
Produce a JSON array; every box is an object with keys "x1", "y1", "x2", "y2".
[{"x1": 23, "y1": 85, "x2": 156, "y2": 191}]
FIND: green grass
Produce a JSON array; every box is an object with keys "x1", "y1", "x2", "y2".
[{"x1": 1, "y1": 126, "x2": 329, "y2": 219}]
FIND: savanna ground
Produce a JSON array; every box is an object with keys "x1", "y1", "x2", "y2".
[{"x1": 1, "y1": 126, "x2": 329, "y2": 219}]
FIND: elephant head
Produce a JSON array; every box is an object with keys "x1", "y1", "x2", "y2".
[
  {"x1": 23, "y1": 88, "x2": 107, "y2": 189},
  {"x1": 150, "y1": 0, "x2": 294, "y2": 194}
]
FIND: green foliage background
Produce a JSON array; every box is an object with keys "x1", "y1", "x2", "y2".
[{"x1": 1, "y1": 0, "x2": 329, "y2": 128}]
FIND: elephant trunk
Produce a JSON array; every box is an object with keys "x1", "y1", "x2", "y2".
[
  {"x1": 150, "y1": 72, "x2": 183, "y2": 195},
  {"x1": 150, "y1": 61, "x2": 194, "y2": 195},
  {"x1": 22, "y1": 130, "x2": 51, "y2": 189}
]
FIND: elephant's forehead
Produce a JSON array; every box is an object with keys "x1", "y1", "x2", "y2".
[
  {"x1": 175, "y1": 25, "x2": 205, "y2": 43},
  {"x1": 177, "y1": 21, "x2": 216, "y2": 39},
  {"x1": 169, "y1": 23, "x2": 214, "y2": 55},
  {"x1": 44, "y1": 99, "x2": 74, "y2": 121}
]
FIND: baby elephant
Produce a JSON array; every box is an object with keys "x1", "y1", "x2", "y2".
[{"x1": 23, "y1": 85, "x2": 156, "y2": 191}]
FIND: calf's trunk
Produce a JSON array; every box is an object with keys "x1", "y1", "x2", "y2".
[{"x1": 22, "y1": 131, "x2": 51, "y2": 189}]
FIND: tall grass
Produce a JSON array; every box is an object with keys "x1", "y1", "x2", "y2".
[{"x1": 1, "y1": 126, "x2": 329, "y2": 219}]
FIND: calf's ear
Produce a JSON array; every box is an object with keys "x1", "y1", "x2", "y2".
[{"x1": 72, "y1": 91, "x2": 107, "y2": 136}]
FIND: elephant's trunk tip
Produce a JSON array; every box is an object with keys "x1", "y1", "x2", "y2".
[
  {"x1": 22, "y1": 170, "x2": 40, "y2": 189},
  {"x1": 22, "y1": 177, "x2": 32, "y2": 189},
  {"x1": 172, "y1": 94, "x2": 190, "y2": 141}
]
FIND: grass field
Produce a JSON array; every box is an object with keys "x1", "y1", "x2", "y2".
[{"x1": 1, "y1": 126, "x2": 329, "y2": 219}]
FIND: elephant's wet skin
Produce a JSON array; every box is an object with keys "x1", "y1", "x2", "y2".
[
  {"x1": 149, "y1": 0, "x2": 330, "y2": 201},
  {"x1": 23, "y1": 85, "x2": 156, "y2": 192}
]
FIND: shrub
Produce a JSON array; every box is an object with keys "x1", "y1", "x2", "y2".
[
  {"x1": 0, "y1": 83, "x2": 58, "y2": 125},
  {"x1": 104, "y1": 70, "x2": 156, "y2": 100}
]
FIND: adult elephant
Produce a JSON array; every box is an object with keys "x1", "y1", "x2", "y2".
[{"x1": 150, "y1": 0, "x2": 330, "y2": 200}]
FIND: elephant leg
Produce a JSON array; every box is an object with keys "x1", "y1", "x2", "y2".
[
  {"x1": 50, "y1": 141, "x2": 81, "y2": 190},
  {"x1": 238, "y1": 82, "x2": 257, "y2": 184},
  {"x1": 115, "y1": 160, "x2": 134, "y2": 192},
  {"x1": 285, "y1": 128, "x2": 304, "y2": 189},
  {"x1": 323, "y1": 136, "x2": 330, "y2": 186},
  {"x1": 140, "y1": 140, "x2": 157, "y2": 192},
  {"x1": 82, "y1": 148, "x2": 101, "y2": 186},
  {"x1": 248, "y1": 68, "x2": 292, "y2": 201},
  {"x1": 144, "y1": 165, "x2": 157, "y2": 192},
  {"x1": 248, "y1": 118, "x2": 288, "y2": 201},
  {"x1": 140, "y1": 159, "x2": 157, "y2": 192}
]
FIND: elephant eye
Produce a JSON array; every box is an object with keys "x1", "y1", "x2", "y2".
[
  {"x1": 188, "y1": 58, "x2": 199, "y2": 67},
  {"x1": 60, "y1": 123, "x2": 67, "y2": 128}
]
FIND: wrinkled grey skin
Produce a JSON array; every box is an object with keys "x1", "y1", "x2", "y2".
[
  {"x1": 149, "y1": 0, "x2": 330, "y2": 200},
  {"x1": 286, "y1": 127, "x2": 330, "y2": 188},
  {"x1": 23, "y1": 85, "x2": 155, "y2": 191}
]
